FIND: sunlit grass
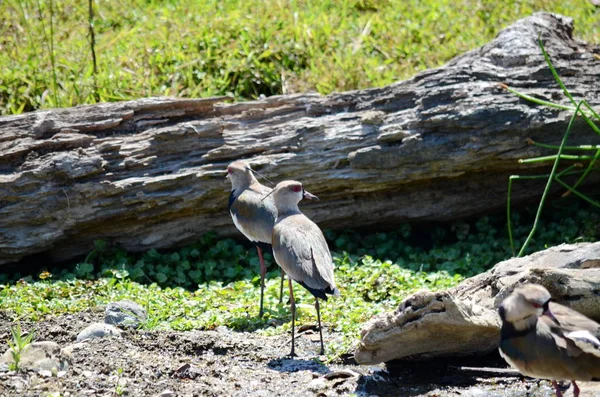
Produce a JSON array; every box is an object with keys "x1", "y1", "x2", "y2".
[
  {"x1": 0, "y1": 255, "x2": 461, "y2": 361},
  {"x1": 1, "y1": 200, "x2": 597, "y2": 361},
  {"x1": 1, "y1": 0, "x2": 597, "y2": 114}
]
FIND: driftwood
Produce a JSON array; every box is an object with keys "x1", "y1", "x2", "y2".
[
  {"x1": 1, "y1": 13, "x2": 599, "y2": 265},
  {"x1": 354, "y1": 242, "x2": 600, "y2": 364}
]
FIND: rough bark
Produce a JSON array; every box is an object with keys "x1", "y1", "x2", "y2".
[
  {"x1": 354, "y1": 241, "x2": 600, "y2": 364},
  {"x1": 1, "y1": 13, "x2": 599, "y2": 265}
]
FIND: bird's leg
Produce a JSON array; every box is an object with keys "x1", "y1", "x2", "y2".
[
  {"x1": 551, "y1": 380, "x2": 563, "y2": 397},
  {"x1": 278, "y1": 268, "x2": 285, "y2": 304},
  {"x1": 256, "y1": 246, "x2": 266, "y2": 318},
  {"x1": 315, "y1": 298, "x2": 324, "y2": 355},
  {"x1": 571, "y1": 381, "x2": 580, "y2": 397},
  {"x1": 288, "y1": 278, "x2": 296, "y2": 358}
]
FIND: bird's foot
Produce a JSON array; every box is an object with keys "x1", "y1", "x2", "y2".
[
  {"x1": 571, "y1": 380, "x2": 580, "y2": 397},
  {"x1": 551, "y1": 380, "x2": 563, "y2": 397}
]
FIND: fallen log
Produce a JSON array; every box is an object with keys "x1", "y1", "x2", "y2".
[
  {"x1": 354, "y1": 241, "x2": 600, "y2": 364},
  {"x1": 1, "y1": 12, "x2": 599, "y2": 265}
]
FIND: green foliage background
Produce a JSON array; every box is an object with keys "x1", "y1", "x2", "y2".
[{"x1": 1, "y1": 0, "x2": 597, "y2": 114}]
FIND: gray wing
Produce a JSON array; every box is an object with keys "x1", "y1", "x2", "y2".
[
  {"x1": 230, "y1": 184, "x2": 276, "y2": 244},
  {"x1": 550, "y1": 302, "x2": 600, "y2": 338},
  {"x1": 272, "y1": 214, "x2": 335, "y2": 292},
  {"x1": 549, "y1": 303, "x2": 600, "y2": 358}
]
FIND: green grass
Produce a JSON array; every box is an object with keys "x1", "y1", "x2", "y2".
[
  {"x1": 1, "y1": 200, "x2": 597, "y2": 360},
  {"x1": 1, "y1": 0, "x2": 597, "y2": 115}
]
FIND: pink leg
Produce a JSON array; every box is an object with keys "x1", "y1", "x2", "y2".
[
  {"x1": 256, "y1": 246, "x2": 266, "y2": 317},
  {"x1": 572, "y1": 381, "x2": 580, "y2": 397},
  {"x1": 551, "y1": 380, "x2": 563, "y2": 397}
]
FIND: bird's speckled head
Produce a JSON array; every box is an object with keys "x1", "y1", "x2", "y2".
[
  {"x1": 272, "y1": 180, "x2": 318, "y2": 213},
  {"x1": 499, "y1": 284, "x2": 552, "y2": 325},
  {"x1": 226, "y1": 160, "x2": 257, "y2": 190}
]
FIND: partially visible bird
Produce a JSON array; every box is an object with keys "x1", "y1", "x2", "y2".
[
  {"x1": 271, "y1": 180, "x2": 339, "y2": 357},
  {"x1": 498, "y1": 283, "x2": 600, "y2": 397},
  {"x1": 227, "y1": 160, "x2": 285, "y2": 317}
]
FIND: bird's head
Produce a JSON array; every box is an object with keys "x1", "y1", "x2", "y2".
[
  {"x1": 498, "y1": 284, "x2": 555, "y2": 326},
  {"x1": 271, "y1": 180, "x2": 318, "y2": 211},
  {"x1": 226, "y1": 160, "x2": 257, "y2": 189}
]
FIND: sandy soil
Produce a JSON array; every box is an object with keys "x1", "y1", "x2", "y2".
[{"x1": 1, "y1": 310, "x2": 597, "y2": 397}]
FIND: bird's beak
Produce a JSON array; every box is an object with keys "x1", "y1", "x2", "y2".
[
  {"x1": 225, "y1": 170, "x2": 230, "y2": 180},
  {"x1": 543, "y1": 307, "x2": 559, "y2": 325},
  {"x1": 303, "y1": 190, "x2": 319, "y2": 201}
]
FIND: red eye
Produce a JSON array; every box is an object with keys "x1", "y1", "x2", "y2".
[
  {"x1": 291, "y1": 185, "x2": 302, "y2": 193},
  {"x1": 227, "y1": 168, "x2": 232, "y2": 174},
  {"x1": 531, "y1": 302, "x2": 542, "y2": 309}
]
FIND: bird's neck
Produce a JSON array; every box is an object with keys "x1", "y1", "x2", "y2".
[
  {"x1": 275, "y1": 203, "x2": 301, "y2": 217},
  {"x1": 502, "y1": 315, "x2": 537, "y2": 340}
]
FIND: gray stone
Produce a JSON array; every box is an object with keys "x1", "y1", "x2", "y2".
[
  {"x1": 76, "y1": 322, "x2": 122, "y2": 342},
  {"x1": 1, "y1": 341, "x2": 69, "y2": 373},
  {"x1": 155, "y1": 390, "x2": 176, "y2": 397},
  {"x1": 355, "y1": 242, "x2": 600, "y2": 364},
  {"x1": 105, "y1": 300, "x2": 147, "y2": 329}
]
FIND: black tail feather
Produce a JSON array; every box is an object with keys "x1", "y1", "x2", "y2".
[{"x1": 299, "y1": 281, "x2": 339, "y2": 301}]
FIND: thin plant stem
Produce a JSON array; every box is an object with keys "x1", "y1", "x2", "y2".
[
  {"x1": 565, "y1": 149, "x2": 600, "y2": 197},
  {"x1": 527, "y1": 139, "x2": 600, "y2": 151},
  {"x1": 517, "y1": 101, "x2": 584, "y2": 257},
  {"x1": 539, "y1": 39, "x2": 600, "y2": 136},
  {"x1": 554, "y1": 176, "x2": 600, "y2": 208},
  {"x1": 506, "y1": 166, "x2": 582, "y2": 256},
  {"x1": 88, "y1": 0, "x2": 100, "y2": 102},
  {"x1": 519, "y1": 154, "x2": 595, "y2": 163},
  {"x1": 499, "y1": 83, "x2": 573, "y2": 111},
  {"x1": 48, "y1": 0, "x2": 59, "y2": 107}
]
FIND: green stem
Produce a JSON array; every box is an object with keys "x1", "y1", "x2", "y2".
[
  {"x1": 502, "y1": 85, "x2": 574, "y2": 111},
  {"x1": 507, "y1": 176, "x2": 515, "y2": 257},
  {"x1": 48, "y1": 0, "x2": 59, "y2": 106},
  {"x1": 517, "y1": 100, "x2": 584, "y2": 257},
  {"x1": 539, "y1": 39, "x2": 600, "y2": 136},
  {"x1": 568, "y1": 149, "x2": 600, "y2": 195},
  {"x1": 554, "y1": 176, "x2": 600, "y2": 208},
  {"x1": 527, "y1": 140, "x2": 600, "y2": 151},
  {"x1": 519, "y1": 154, "x2": 595, "y2": 163}
]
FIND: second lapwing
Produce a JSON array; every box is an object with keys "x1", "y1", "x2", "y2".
[{"x1": 227, "y1": 160, "x2": 285, "y2": 317}]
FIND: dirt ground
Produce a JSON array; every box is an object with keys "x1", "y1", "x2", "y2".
[{"x1": 0, "y1": 310, "x2": 598, "y2": 397}]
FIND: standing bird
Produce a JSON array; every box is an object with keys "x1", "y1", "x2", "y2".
[
  {"x1": 271, "y1": 180, "x2": 339, "y2": 357},
  {"x1": 498, "y1": 284, "x2": 600, "y2": 397},
  {"x1": 227, "y1": 160, "x2": 285, "y2": 317}
]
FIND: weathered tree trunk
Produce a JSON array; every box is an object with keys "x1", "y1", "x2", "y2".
[
  {"x1": 0, "y1": 13, "x2": 598, "y2": 265},
  {"x1": 354, "y1": 242, "x2": 600, "y2": 364}
]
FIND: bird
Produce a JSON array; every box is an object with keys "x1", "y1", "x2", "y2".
[
  {"x1": 226, "y1": 160, "x2": 285, "y2": 317},
  {"x1": 271, "y1": 180, "x2": 339, "y2": 357},
  {"x1": 498, "y1": 283, "x2": 600, "y2": 397}
]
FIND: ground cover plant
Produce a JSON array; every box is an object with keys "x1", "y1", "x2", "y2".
[
  {"x1": 1, "y1": 200, "x2": 597, "y2": 361},
  {"x1": 0, "y1": 0, "x2": 597, "y2": 115}
]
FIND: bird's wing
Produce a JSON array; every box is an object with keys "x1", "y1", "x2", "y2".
[
  {"x1": 272, "y1": 214, "x2": 335, "y2": 292},
  {"x1": 549, "y1": 302, "x2": 600, "y2": 337},
  {"x1": 230, "y1": 186, "x2": 276, "y2": 244},
  {"x1": 547, "y1": 302, "x2": 600, "y2": 358}
]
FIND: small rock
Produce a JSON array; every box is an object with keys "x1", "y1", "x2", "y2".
[
  {"x1": 308, "y1": 377, "x2": 327, "y2": 392},
  {"x1": 1, "y1": 341, "x2": 69, "y2": 373},
  {"x1": 323, "y1": 369, "x2": 361, "y2": 380},
  {"x1": 156, "y1": 390, "x2": 176, "y2": 397},
  {"x1": 77, "y1": 322, "x2": 122, "y2": 342},
  {"x1": 105, "y1": 300, "x2": 147, "y2": 329}
]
